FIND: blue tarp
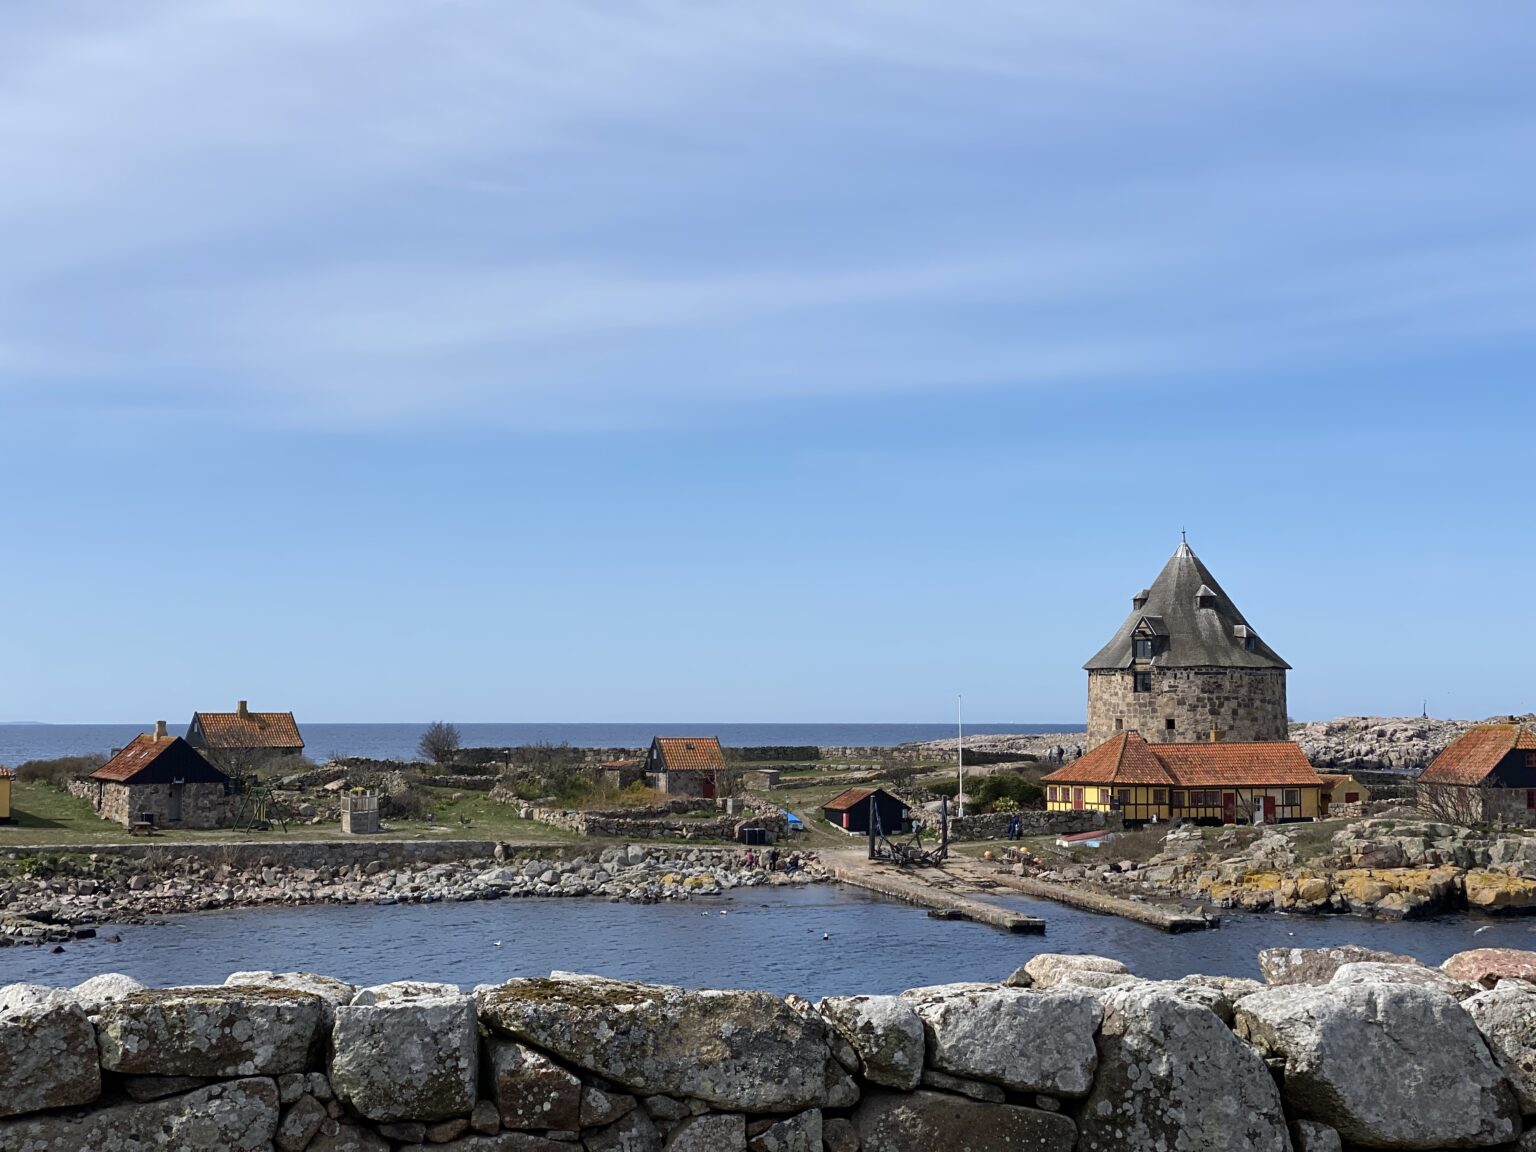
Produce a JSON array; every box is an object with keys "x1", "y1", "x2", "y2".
[{"x1": 782, "y1": 809, "x2": 804, "y2": 829}]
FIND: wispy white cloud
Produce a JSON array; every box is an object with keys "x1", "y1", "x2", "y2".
[{"x1": 2, "y1": 1, "x2": 1534, "y2": 429}]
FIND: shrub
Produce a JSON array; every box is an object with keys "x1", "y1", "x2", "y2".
[
  {"x1": 13, "y1": 754, "x2": 104, "y2": 789},
  {"x1": 972, "y1": 773, "x2": 1044, "y2": 810},
  {"x1": 418, "y1": 721, "x2": 462, "y2": 765}
]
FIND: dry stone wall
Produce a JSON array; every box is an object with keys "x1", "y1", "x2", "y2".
[{"x1": 9, "y1": 946, "x2": 1536, "y2": 1151}]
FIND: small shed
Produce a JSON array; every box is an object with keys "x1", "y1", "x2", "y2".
[
  {"x1": 0, "y1": 766, "x2": 13, "y2": 823},
  {"x1": 1318, "y1": 772, "x2": 1372, "y2": 816},
  {"x1": 646, "y1": 736, "x2": 729, "y2": 798},
  {"x1": 86, "y1": 723, "x2": 233, "y2": 830},
  {"x1": 823, "y1": 787, "x2": 912, "y2": 835}
]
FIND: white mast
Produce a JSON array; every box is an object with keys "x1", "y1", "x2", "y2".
[{"x1": 957, "y1": 694, "x2": 964, "y2": 818}]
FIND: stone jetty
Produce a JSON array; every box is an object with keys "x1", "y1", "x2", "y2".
[{"x1": 10, "y1": 946, "x2": 1536, "y2": 1149}]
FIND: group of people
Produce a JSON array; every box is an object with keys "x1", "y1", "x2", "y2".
[
  {"x1": 1042, "y1": 744, "x2": 1084, "y2": 765},
  {"x1": 741, "y1": 847, "x2": 803, "y2": 873}
]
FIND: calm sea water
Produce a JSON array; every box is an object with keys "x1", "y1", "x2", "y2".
[
  {"x1": 0, "y1": 723, "x2": 1079, "y2": 765},
  {"x1": 6, "y1": 886, "x2": 1529, "y2": 998}
]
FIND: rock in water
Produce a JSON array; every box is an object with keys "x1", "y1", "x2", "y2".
[
  {"x1": 1076, "y1": 983, "x2": 1289, "y2": 1152},
  {"x1": 1257, "y1": 945, "x2": 1419, "y2": 985},
  {"x1": 1235, "y1": 982, "x2": 1520, "y2": 1148}
]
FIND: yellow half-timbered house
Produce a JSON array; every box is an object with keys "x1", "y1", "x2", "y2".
[{"x1": 1042, "y1": 731, "x2": 1323, "y2": 826}]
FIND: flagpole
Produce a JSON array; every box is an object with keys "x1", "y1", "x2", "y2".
[{"x1": 957, "y1": 694, "x2": 964, "y2": 819}]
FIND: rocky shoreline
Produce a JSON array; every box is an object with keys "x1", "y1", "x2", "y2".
[
  {"x1": 10, "y1": 945, "x2": 1536, "y2": 1149},
  {"x1": 0, "y1": 845, "x2": 828, "y2": 946},
  {"x1": 1016, "y1": 818, "x2": 1536, "y2": 919}
]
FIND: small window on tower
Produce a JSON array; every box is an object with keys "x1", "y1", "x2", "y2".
[
  {"x1": 1133, "y1": 637, "x2": 1154, "y2": 660},
  {"x1": 1114, "y1": 718, "x2": 1124, "y2": 731},
  {"x1": 1133, "y1": 672, "x2": 1152, "y2": 693},
  {"x1": 1244, "y1": 635, "x2": 1257, "y2": 652},
  {"x1": 1165, "y1": 718, "x2": 1176, "y2": 731}
]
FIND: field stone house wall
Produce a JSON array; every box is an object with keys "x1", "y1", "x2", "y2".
[
  {"x1": 6, "y1": 948, "x2": 1536, "y2": 1152},
  {"x1": 1087, "y1": 667, "x2": 1289, "y2": 748}
]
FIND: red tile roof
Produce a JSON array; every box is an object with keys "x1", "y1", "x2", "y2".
[
  {"x1": 824, "y1": 787, "x2": 876, "y2": 812},
  {"x1": 88, "y1": 733, "x2": 182, "y2": 783},
  {"x1": 0, "y1": 766, "x2": 14, "y2": 780},
  {"x1": 1420, "y1": 725, "x2": 1536, "y2": 786},
  {"x1": 1042, "y1": 732, "x2": 1322, "y2": 789},
  {"x1": 192, "y1": 709, "x2": 304, "y2": 751},
  {"x1": 652, "y1": 737, "x2": 726, "y2": 773}
]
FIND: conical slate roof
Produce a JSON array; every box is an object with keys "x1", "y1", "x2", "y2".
[{"x1": 1084, "y1": 542, "x2": 1289, "y2": 671}]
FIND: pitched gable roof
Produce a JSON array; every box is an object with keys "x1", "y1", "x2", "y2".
[
  {"x1": 88, "y1": 734, "x2": 228, "y2": 785},
  {"x1": 823, "y1": 786, "x2": 910, "y2": 813},
  {"x1": 1420, "y1": 724, "x2": 1536, "y2": 786},
  {"x1": 1041, "y1": 731, "x2": 1321, "y2": 789},
  {"x1": 191, "y1": 708, "x2": 304, "y2": 751},
  {"x1": 652, "y1": 736, "x2": 727, "y2": 773},
  {"x1": 1085, "y1": 542, "x2": 1289, "y2": 671}
]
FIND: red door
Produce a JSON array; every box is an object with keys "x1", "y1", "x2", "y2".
[
  {"x1": 1072, "y1": 788, "x2": 1084, "y2": 811},
  {"x1": 1222, "y1": 792, "x2": 1236, "y2": 823},
  {"x1": 1263, "y1": 795, "x2": 1276, "y2": 823}
]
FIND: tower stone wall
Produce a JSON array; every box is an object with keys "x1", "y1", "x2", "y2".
[{"x1": 1086, "y1": 667, "x2": 1288, "y2": 750}]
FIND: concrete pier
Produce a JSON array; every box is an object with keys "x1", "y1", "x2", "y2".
[
  {"x1": 966, "y1": 867, "x2": 1216, "y2": 932},
  {"x1": 830, "y1": 862, "x2": 1045, "y2": 934}
]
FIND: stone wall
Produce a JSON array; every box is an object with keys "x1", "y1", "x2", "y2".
[
  {"x1": 525, "y1": 801, "x2": 789, "y2": 842},
  {"x1": 946, "y1": 809, "x2": 1106, "y2": 842},
  {"x1": 72, "y1": 778, "x2": 235, "y2": 830},
  {"x1": 1086, "y1": 667, "x2": 1288, "y2": 749},
  {"x1": 9, "y1": 946, "x2": 1536, "y2": 1151}
]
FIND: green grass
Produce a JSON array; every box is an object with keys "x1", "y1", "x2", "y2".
[{"x1": 0, "y1": 781, "x2": 578, "y2": 847}]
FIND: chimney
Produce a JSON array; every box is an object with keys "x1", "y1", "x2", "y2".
[
  {"x1": 154, "y1": 720, "x2": 168, "y2": 740},
  {"x1": 1209, "y1": 728, "x2": 1222, "y2": 744},
  {"x1": 237, "y1": 700, "x2": 250, "y2": 719}
]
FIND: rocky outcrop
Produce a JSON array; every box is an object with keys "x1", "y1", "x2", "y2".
[
  {"x1": 1258, "y1": 944, "x2": 1420, "y2": 985},
  {"x1": 1445, "y1": 948, "x2": 1536, "y2": 988},
  {"x1": 5, "y1": 952, "x2": 1536, "y2": 1152},
  {"x1": 1291, "y1": 715, "x2": 1475, "y2": 772}
]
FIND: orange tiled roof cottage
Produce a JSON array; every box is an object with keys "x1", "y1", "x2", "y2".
[
  {"x1": 1418, "y1": 723, "x2": 1536, "y2": 825},
  {"x1": 1042, "y1": 731, "x2": 1324, "y2": 825},
  {"x1": 186, "y1": 700, "x2": 304, "y2": 757},
  {"x1": 646, "y1": 736, "x2": 728, "y2": 799}
]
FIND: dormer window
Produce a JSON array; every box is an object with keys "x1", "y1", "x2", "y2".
[
  {"x1": 1133, "y1": 637, "x2": 1154, "y2": 660},
  {"x1": 1195, "y1": 584, "x2": 1218, "y2": 610},
  {"x1": 1234, "y1": 624, "x2": 1257, "y2": 652}
]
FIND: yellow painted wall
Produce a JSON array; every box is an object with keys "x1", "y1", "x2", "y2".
[
  {"x1": 0, "y1": 776, "x2": 11, "y2": 820},
  {"x1": 1045, "y1": 783, "x2": 1320, "y2": 823}
]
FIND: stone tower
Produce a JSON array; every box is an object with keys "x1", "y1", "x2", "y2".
[{"x1": 1083, "y1": 541, "x2": 1289, "y2": 750}]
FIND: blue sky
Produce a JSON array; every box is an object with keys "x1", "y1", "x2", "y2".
[{"x1": 3, "y1": 3, "x2": 1534, "y2": 724}]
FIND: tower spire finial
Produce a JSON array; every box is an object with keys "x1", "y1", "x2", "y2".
[{"x1": 1181, "y1": 527, "x2": 1187, "y2": 544}]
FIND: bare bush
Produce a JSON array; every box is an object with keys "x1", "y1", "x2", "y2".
[
  {"x1": 418, "y1": 721, "x2": 462, "y2": 765},
  {"x1": 1416, "y1": 781, "x2": 1497, "y2": 826}
]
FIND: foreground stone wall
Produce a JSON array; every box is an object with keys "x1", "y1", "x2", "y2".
[
  {"x1": 10, "y1": 945, "x2": 1536, "y2": 1151},
  {"x1": 946, "y1": 809, "x2": 1105, "y2": 842}
]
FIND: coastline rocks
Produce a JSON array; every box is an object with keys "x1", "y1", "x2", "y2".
[
  {"x1": 901, "y1": 984, "x2": 1101, "y2": 1097},
  {"x1": 853, "y1": 1090, "x2": 1075, "y2": 1152},
  {"x1": 70, "y1": 973, "x2": 146, "y2": 1014},
  {"x1": 1235, "y1": 983, "x2": 1521, "y2": 1148},
  {"x1": 95, "y1": 987, "x2": 326, "y2": 1077},
  {"x1": 0, "y1": 1001, "x2": 101, "y2": 1119},
  {"x1": 1330, "y1": 961, "x2": 1478, "y2": 1000},
  {"x1": 817, "y1": 995, "x2": 925, "y2": 1090},
  {"x1": 475, "y1": 974, "x2": 833, "y2": 1112},
  {"x1": 330, "y1": 982, "x2": 478, "y2": 1123},
  {"x1": 1077, "y1": 983, "x2": 1289, "y2": 1152},
  {"x1": 1466, "y1": 870, "x2": 1536, "y2": 911},
  {"x1": 747, "y1": 1107, "x2": 821, "y2": 1152},
  {"x1": 1443, "y1": 948, "x2": 1536, "y2": 988},
  {"x1": 1258, "y1": 945, "x2": 1419, "y2": 985},
  {"x1": 0, "y1": 1077, "x2": 279, "y2": 1152}
]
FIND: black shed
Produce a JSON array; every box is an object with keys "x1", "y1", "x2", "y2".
[{"x1": 823, "y1": 787, "x2": 911, "y2": 835}]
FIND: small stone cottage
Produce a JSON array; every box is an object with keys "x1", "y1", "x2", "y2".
[
  {"x1": 86, "y1": 723, "x2": 234, "y2": 829},
  {"x1": 646, "y1": 736, "x2": 729, "y2": 798}
]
